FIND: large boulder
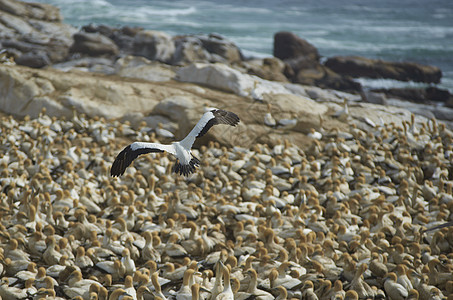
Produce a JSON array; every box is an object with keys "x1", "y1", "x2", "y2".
[
  {"x1": 132, "y1": 30, "x2": 175, "y2": 63},
  {"x1": 295, "y1": 64, "x2": 362, "y2": 92},
  {"x1": 241, "y1": 57, "x2": 290, "y2": 82},
  {"x1": 114, "y1": 55, "x2": 175, "y2": 82},
  {"x1": 272, "y1": 32, "x2": 361, "y2": 93},
  {"x1": 0, "y1": 0, "x2": 76, "y2": 66},
  {"x1": 197, "y1": 33, "x2": 243, "y2": 63},
  {"x1": 14, "y1": 50, "x2": 50, "y2": 68},
  {"x1": 70, "y1": 32, "x2": 119, "y2": 56},
  {"x1": 81, "y1": 24, "x2": 142, "y2": 55},
  {"x1": 176, "y1": 62, "x2": 291, "y2": 99},
  {"x1": 51, "y1": 57, "x2": 116, "y2": 74},
  {"x1": 0, "y1": 0, "x2": 61, "y2": 22},
  {"x1": 0, "y1": 64, "x2": 160, "y2": 118},
  {"x1": 371, "y1": 86, "x2": 453, "y2": 104},
  {"x1": 324, "y1": 56, "x2": 442, "y2": 83},
  {"x1": 273, "y1": 31, "x2": 319, "y2": 61},
  {"x1": 172, "y1": 35, "x2": 211, "y2": 65},
  {"x1": 172, "y1": 33, "x2": 243, "y2": 65}
]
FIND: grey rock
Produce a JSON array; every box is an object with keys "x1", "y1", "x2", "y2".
[
  {"x1": 15, "y1": 50, "x2": 50, "y2": 68},
  {"x1": 0, "y1": 64, "x2": 160, "y2": 119},
  {"x1": 52, "y1": 57, "x2": 115, "y2": 73},
  {"x1": 197, "y1": 33, "x2": 243, "y2": 63},
  {"x1": 152, "y1": 95, "x2": 197, "y2": 122},
  {"x1": 273, "y1": 31, "x2": 319, "y2": 61},
  {"x1": 325, "y1": 55, "x2": 442, "y2": 83},
  {"x1": 0, "y1": 0, "x2": 62, "y2": 21},
  {"x1": 132, "y1": 30, "x2": 175, "y2": 63},
  {"x1": 143, "y1": 114, "x2": 177, "y2": 131},
  {"x1": 363, "y1": 91, "x2": 388, "y2": 105},
  {"x1": 172, "y1": 35, "x2": 211, "y2": 65},
  {"x1": 0, "y1": 0, "x2": 75, "y2": 66},
  {"x1": 242, "y1": 57, "x2": 289, "y2": 82},
  {"x1": 172, "y1": 34, "x2": 243, "y2": 66},
  {"x1": 70, "y1": 32, "x2": 119, "y2": 56},
  {"x1": 114, "y1": 55, "x2": 175, "y2": 82}
]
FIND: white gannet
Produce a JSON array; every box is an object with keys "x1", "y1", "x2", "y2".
[{"x1": 111, "y1": 109, "x2": 240, "y2": 176}]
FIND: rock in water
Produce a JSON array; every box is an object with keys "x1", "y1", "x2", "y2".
[
  {"x1": 324, "y1": 55, "x2": 442, "y2": 83},
  {"x1": 273, "y1": 31, "x2": 320, "y2": 61}
]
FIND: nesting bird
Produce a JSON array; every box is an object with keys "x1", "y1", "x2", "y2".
[{"x1": 1, "y1": 104, "x2": 453, "y2": 300}]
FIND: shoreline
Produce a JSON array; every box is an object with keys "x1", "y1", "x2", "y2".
[{"x1": 30, "y1": 0, "x2": 453, "y2": 93}]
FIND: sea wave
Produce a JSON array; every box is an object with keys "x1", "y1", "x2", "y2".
[
  {"x1": 309, "y1": 38, "x2": 452, "y2": 54},
  {"x1": 133, "y1": 6, "x2": 197, "y2": 17}
]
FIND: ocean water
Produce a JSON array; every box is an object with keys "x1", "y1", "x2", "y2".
[{"x1": 32, "y1": 0, "x2": 453, "y2": 92}]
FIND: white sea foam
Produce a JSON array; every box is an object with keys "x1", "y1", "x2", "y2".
[
  {"x1": 135, "y1": 6, "x2": 197, "y2": 17},
  {"x1": 355, "y1": 78, "x2": 430, "y2": 90}
]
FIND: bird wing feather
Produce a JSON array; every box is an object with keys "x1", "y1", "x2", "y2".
[
  {"x1": 179, "y1": 109, "x2": 240, "y2": 150},
  {"x1": 110, "y1": 142, "x2": 175, "y2": 177}
]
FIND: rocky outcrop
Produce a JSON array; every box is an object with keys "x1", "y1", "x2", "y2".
[
  {"x1": 241, "y1": 57, "x2": 290, "y2": 82},
  {"x1": 2, "y1": 58, "x2": 451, "y2": 147},
  {"x1": 294, "y1": 62, "x2": 362, "y2": 92},
  {"x1": 172, "y1": 33, "x2": 243, "y2": 65},
  {"x1": 0, "y1": 64, "x2": 160, "y2": 118},
  {"x1": 113, "y1": 55, "x2": 175, "y2": 82},
  {"x1": 70, "y1": 32, "x2": 119, "y2": 56},
  {"x1": 0, "y1": 0, "x2": 61, "y2": 21},
  {"x1": 70, "y1": 24, "x2": 243, "y2": 66},
  {"x1": 325, "y1": 55, "x2": 442, "y2": 83},
  {"x1": 0, "y1": 0, "x2": 76, "y2": 67},
  {"x1": 176, "y1": 62, "x2": 292, "y2": 99},
  {"x1": 196, "y1": 33, "x2": 243, "y2": 63},
  {"x1": 132, "y1": 30, "x2": 175, "y2": 63},
  {"x1": 371, "y1": 86, "x2": 453, "y2": 107},
  {"x1": 272, "y1": 31, "x2": 361, "y2": 93},
  {"x1": 273, "y1": 31, "x2": 319, "y2": 61}
]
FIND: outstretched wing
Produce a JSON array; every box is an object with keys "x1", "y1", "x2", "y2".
[
  {"x1": 110, "y1": 142, "x2": 175, "y2": 177},
  {"x1": 179, "y1": 109, "x2": 240, "y2": 150}
]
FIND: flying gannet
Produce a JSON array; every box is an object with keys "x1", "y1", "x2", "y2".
[{"x1": 111, "y1": 109, "x2": 240, "y2": 176}]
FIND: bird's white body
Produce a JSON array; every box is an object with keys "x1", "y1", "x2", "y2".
[{"x1": 173, "y1": 142, "x2": 191, "y2": 165}]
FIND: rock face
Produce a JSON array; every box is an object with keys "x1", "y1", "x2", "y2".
[
  {"x1": 294, "y1": 62, "x2": 362, "y2": 92},
  {"x1": 0, "y1": 64, "x2": 160, "y2": 118},
  {"x1": 132, "y1": 30, "x2": 175, "y2": 63},
  {"x1": 273, "y1": 31, "x2": 319, "y2": 61},
  {"x1": 70, "y1": 24, "x2": 243, "y2": 66},
  {"x1": 0, "y1": 0, "x2": 61, "y2": 22},
  {"x1": 241, "y1": 57, "x2": 290, "y2": 82},
  {"x1": 272, "y1": 31, "x2": 361, "y2": 93},
  {"x1": 113, "y1": 55, "x2": 175, "y2": 82},
  {"x1": 70, "y1": 32, "x2": 119, "y2": 56},
  {"x1": 0, "y1": 0, "x2": 76, "y2": 67},
  {"x1": 172, "y1": 33, "x2": 243, "y2": 65},
  {"x1": 325, "y1": 55, "x2": 442, "y2": 83},
  {"x1": 371, "y1": 86, "x2": 453, "y2": 105},
  {"x1": 195, "y1": 33, "x2": 243, "y2": 63},
  {"x1": 176, "y1": 62, "x2": 292, "y2": 99}
]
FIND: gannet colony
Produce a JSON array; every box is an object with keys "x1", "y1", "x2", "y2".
[{"x1": 0, "y1": 109, "x2": 453, "y2": 300}]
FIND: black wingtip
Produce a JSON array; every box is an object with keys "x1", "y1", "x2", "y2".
[
  {"x1": 111, "y1": 145, "x2": 131, "y2": 177},
  {"x1": 172, "y1": 157, "x2": 200, "y2": 176},
  {"x1": 213, "y1": 109, "x2": 240, "y2": 127}
]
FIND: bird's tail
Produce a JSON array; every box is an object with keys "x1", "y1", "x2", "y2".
[{"x1": 173, "y1": 155, "x2": 200, "y2": 176}]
